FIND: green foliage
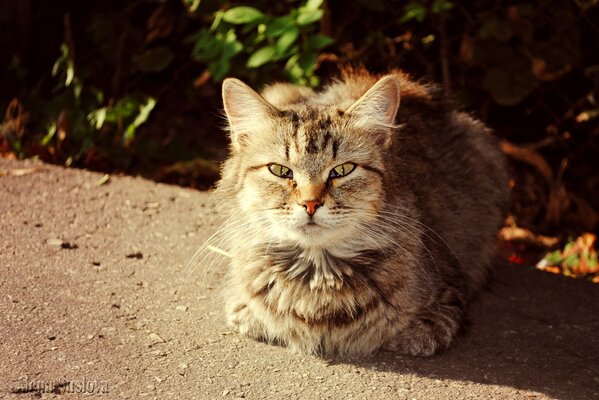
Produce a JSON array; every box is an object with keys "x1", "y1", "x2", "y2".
[
  {"x1": 541, "y1": 235, "x2": 599, "y2": 278},
  {"x1": 88, "y1": 96, "x2": 156, "y2": 144},
  {"x1": 222, "y1": 6, "x2": 264, "y2": 24},
  {"x1": 190, "y1": 0, "x2": 333, "y2": 86},
  {"x1": 133, "y1": 47, "x2": 175, "y2": 73},
  {"x1": 399, "y1": 0, "x2": 453, "y2": 24},
  {"x1": 474, "y1": 4, "x2": 580, "y2": 106},
  {"x1": 8, "y1": 39, "x2": 156, "y2": 164},
  {"x1": 0, "y1": 0, "x2": 597, "y2": 197}
]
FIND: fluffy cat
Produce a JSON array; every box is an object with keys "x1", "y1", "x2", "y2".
[{"x1": 213, "y1": 67, "x2": 509, "y2": 357}]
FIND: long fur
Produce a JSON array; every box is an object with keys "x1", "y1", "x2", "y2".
[{"x1": 211, "y1": 67, "x2": 509, "y2": 357}]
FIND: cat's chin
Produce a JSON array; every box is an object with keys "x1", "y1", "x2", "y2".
[{"x1": 285, "y1": 224, "x2": 340, "y2": 248}]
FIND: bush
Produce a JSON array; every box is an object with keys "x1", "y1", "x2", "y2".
[{"x1": 1, "y1": 0, "x2": 598, "y2": 234}]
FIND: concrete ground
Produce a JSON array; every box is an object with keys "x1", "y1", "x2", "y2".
[{"x1": 1, "y1": 158, "x2": 598, "y2": 399}]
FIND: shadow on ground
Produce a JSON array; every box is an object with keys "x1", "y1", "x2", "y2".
[{"x1": 333, "y1": 262, "x2": 599, "y2": 399}]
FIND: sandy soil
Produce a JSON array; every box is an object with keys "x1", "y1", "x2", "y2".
[{"x1": 1, "y1": 158, "x2": 598, "y2": 400}]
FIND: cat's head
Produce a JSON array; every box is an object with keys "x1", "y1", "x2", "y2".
[{"x1": 221, "y1": 75, "x2": 400, "y2": 248}]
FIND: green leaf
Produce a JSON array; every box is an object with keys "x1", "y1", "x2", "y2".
[
  {"x1": 265, "y1": 16, "x2": 295, "y2": 38},
  {"x1": 296, "y1": 8, "x2": 323, "y2": 26},
  {"x1": 88, "y1": 108, "x2": 107, "y2": 130},
  {"x1": 563, "y1": 254, "x2": 580, "y2": 268},
  {"x1": 483, "y1": 64, "x2": 537, "y2": 106},
  {"x1": 222, "y1": 30, "x2": 243, "y2": 59},
  {"x1": 276, "y1": 26, "x2": 300, "y2": 54},
  {"x1": 298, "y1": 52, "x2": 317, "y2": 74},
  {"x1": 133, "y1": 47, "x2": 174, "y2": 73},
  {"x1": 210, "y1": 10, "x2": 224, "y2": 31},
  {"x1": 132, "y1": 97, "x2": 156, "y2": 129},
  {"x1": 586, "y1": 256, "x2": 598, "y2": 271},
  {"x1": 247, "y1": 46, "x2": 276, "y2": 68},
  {"x1": 124, "y1": 125, "x2": 136, "y2": 144},
  {"x1": 73, "y1": 79, "x2": 82, "y2": 99},
  {"x1": 65, "y1": 62, "x2": 75, "y2": 86},
  {"x1": 110, "y1": 97, "x2": 139, "y2": 120},
  {"x1": 183, "y1": 0, "x2": 201, "y2": 13},
  {"x1": 124, "y1": 97, "x2": 156, "y2": 143},
  {"x1": 222, "y1": 6, "x2": 264, "y2": 24},
  {"x1": 40, "y1": 123, "x2": 57, "y2": 146},
  {"x1": 399, "y1": 3, "x2": 427, "y2": 24},
  {"x1": 191, "y1": 30, "x2": 221, "y2": 61},
  {"x1": 432, "y1": 0, "x2": 454, "y2": 14},
  {"x1": 307, "y1": 34, "x2": 334, "y2": 50},
  {"x1": 305, "y1": 0, "x2": 324, "y2": 10},
  {"x1": 546, "y1": 250, "x2": 563, "y2": 265},
  {"x1": 209, "y1": 57, "x2": 230, "y2": 81}
]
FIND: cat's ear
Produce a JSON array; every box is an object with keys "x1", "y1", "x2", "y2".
[
  {"x1": 222, "y1": 78, "x2": 278, "y2": 148},
  {"x1": 346, "y1": 75, "x2": 400, "y2": 143}
]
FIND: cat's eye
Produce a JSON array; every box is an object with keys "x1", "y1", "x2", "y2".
[
  {"x1": 268, "y1": 163, "x2": 293, "y2": 179},
  {"x1": 329, "y1": 162, "x2": 356, "y2": 179}
]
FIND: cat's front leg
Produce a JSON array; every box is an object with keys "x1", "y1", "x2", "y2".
[
  {"x1": 386, "y1": 298, "x2": 464, "y2": 357},
  {"x1": 226, "y1": 300, "x2": 266, "y2": 340}
]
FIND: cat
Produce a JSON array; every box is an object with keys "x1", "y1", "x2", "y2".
[{"x1": 212, "y1": 67, "x2": 509, "y2": 357}]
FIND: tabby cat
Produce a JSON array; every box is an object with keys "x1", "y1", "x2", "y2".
[{"x1": 213, "y1": 67, "x2": 508, "y2": 356}]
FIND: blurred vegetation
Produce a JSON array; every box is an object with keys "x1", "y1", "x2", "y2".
[{"x1": 1, "y1": 0, "x2": 598, "y2": 277}]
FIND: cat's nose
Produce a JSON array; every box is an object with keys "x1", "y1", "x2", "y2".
[{"x1": 300, "y1": 200, "x2": 322, "y2": 216}]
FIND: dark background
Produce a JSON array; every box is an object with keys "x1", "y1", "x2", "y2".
[{"x1": 1, "y1": 0, "x2": 598, "y2": 275}]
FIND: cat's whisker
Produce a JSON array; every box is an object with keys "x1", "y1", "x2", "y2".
[
  {"x1": 350, "y1": 220, "x2": 434, "y2": 281},
  {"x1": 188, "y1": 214, "x2": 270, "y2": 284},
  {"x1": 376, "y1": 209, "x2": 465, "y2": 270},
  {"x1": 338, "y1": 208, "x2": 441, "y2": 276},
  {"x1": 348, "y1": 208, "x2": 449, "y2": 267},
  {"x1": 183, "y1": 214, "x2": 234, "y2": 276},
  {"x1": 198, "y1": 223, "x2": 272, "y2": 287}
]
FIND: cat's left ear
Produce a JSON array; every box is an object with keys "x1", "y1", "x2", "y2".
[
  {"x1": 222, "y1": 78, "x2": 278, "y2": 149},
  {"x1": 346, "y1": 75, "x2": 400, "y2": 145}
]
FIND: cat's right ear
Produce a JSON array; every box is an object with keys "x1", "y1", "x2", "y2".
[
  {"x1": 346, "y1": 75, "x2": 400, "y2": 147},
  {"x1": 222, "y1": 78, "x2": 278, "y2": 149}
]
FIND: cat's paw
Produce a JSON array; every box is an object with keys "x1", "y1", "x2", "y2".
[
  {"x1": 226, "y1": 302, "x2": 264, "y2": 339},
  {"x1": 386, "y1": 310, "x2": 462, "y2": 357}
]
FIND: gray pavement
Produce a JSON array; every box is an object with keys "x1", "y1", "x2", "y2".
[{"x1": 1, "y1": 158, "x2": 597, "y2": 399}]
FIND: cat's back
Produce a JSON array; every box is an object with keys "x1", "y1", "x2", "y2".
[{"x1": 318, "y1": 68, "x2": 509, "y2": 290}]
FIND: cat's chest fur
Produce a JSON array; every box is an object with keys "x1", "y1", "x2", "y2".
[{"x1": 233, "y1": 244, "x2": 390, "y2": 324}]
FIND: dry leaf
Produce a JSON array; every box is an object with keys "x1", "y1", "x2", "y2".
[
  {"x1": 193, "y1": 69, "x2": 212, "y2": 88},
  {"x1": 499, "y1": 216, "x2": 559, "y2": 248},
  {"x1": 0, "y1": 167, "x2": 44, "y2": 177},
  {"x1": 146, "y1": 5, "x2": 174, "y2": 44},
  {"x1": 97, "y1": 174, "x2": 110, "y2": 186},
  {"x1": 500, "y1": 140, "x2": 553, "y2": 181}
]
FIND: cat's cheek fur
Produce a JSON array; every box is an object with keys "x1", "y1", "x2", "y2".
[{"x1": 238, "y1": 174, "x2": 290, "y2": 213}]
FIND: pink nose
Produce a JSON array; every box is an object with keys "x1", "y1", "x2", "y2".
[{"x1": 300, "y1": 200, "x2": 322, "y2": 216}]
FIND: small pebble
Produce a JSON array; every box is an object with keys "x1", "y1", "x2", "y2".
[
  {"x1": 47, "y1": 238, "x2": 63, "y2": 246},
  {"x1": 148, "y1": 332, "x2": 165, "y2": 346}
]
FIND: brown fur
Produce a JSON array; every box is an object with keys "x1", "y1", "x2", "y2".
[{"x1": 213, "y1": 67, "x2": 509, "y2": 356}]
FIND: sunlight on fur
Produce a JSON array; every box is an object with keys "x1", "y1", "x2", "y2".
[{"x1": 188, "y1": 66, "x2": 509, "y2": 357}]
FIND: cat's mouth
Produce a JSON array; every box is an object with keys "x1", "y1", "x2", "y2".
[
  {"x1": 298, "y1": 221, "x2": 323, "y2": 234},
  {"x1": 302, "y1": 222, "x2": 320, "y2": 230}
]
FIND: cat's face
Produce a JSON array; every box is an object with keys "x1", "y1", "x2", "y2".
[{"x1": 222, "y1": 76, "x2": 400, "y2": 248}]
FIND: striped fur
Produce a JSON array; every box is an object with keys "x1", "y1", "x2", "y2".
[{"x1": 215, "y1": 67, "x2": 509, "y2": 356}]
